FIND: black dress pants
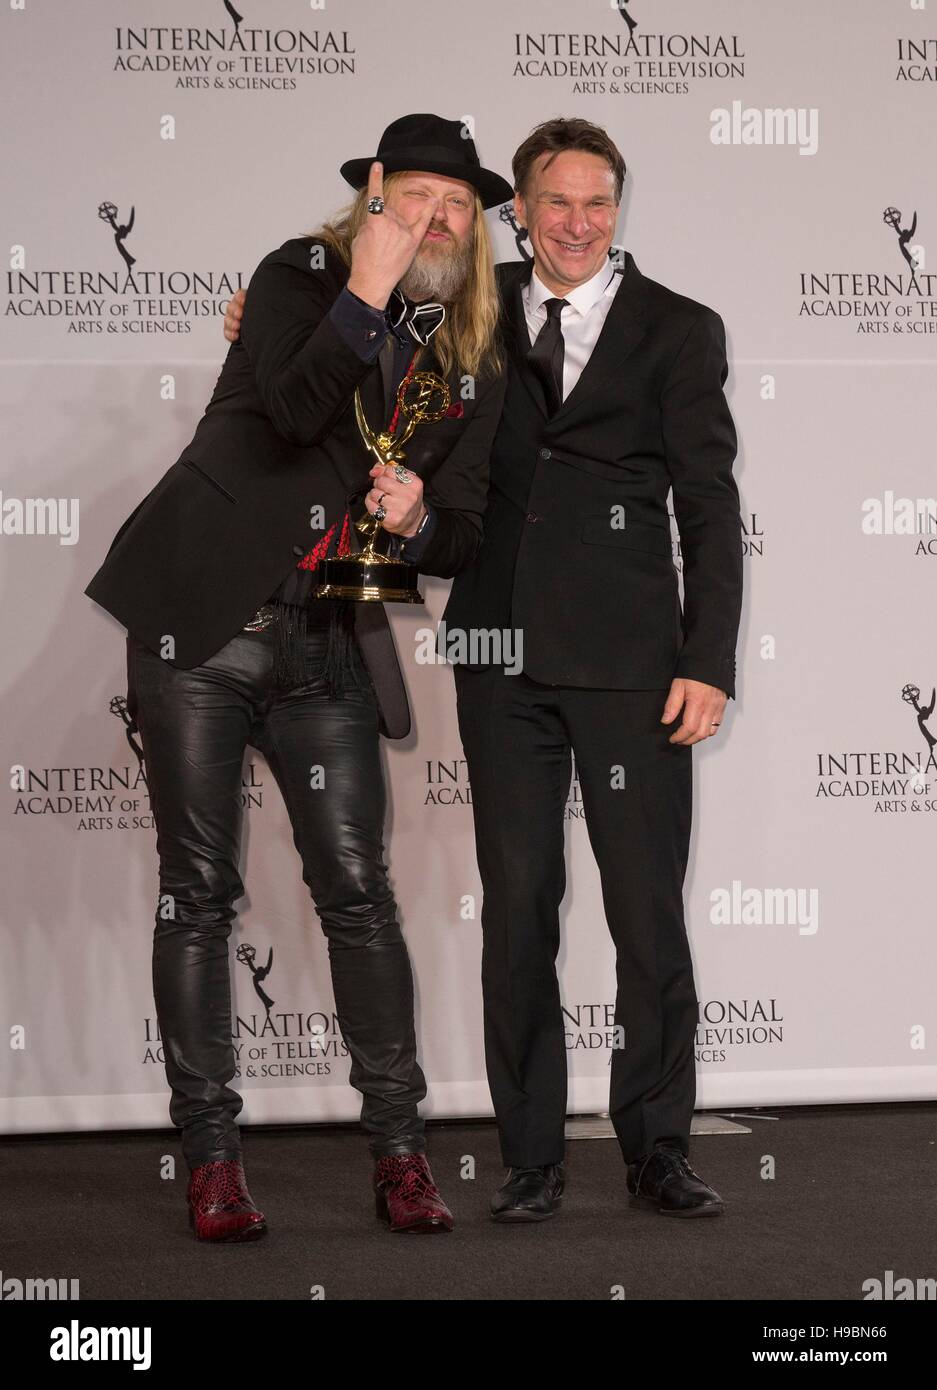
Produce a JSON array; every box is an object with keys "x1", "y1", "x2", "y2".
[
  {"x1": 126, "y1": 625, "x2": 426, "y2": 1170},
  {"x1": 454, "y1": 664, "x2": 698, "y2": 1168}
]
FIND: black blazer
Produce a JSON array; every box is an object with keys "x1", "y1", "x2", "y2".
[
  {"x1": 443, "y1": 254, "x2": 743, "y2": 698},
  {"x1": 84, "y1": 238, "x2": 507, "y2": 738}
]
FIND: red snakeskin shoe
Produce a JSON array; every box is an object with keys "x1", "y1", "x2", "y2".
[
  {"x1": 373, "y1": 1153, "x2": 454, "y2": 1233},
  {"x1": 187, "y1": 1158, "x2": 267, "y2": 1242}
]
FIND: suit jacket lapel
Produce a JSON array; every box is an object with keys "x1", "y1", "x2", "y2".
[
  {"x1": 499, "y1": 260, "x2": 552, "y2": 418},
  {"x1": 550, "y1": 253, "x2": 649, "y2": 426},
  {"x1": 496, "y1": 253, "x2": 650, "y2": 428}
]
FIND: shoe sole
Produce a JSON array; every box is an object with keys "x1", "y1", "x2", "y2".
[
  {"x1": 490, "y1": 1200, "x2": 562, "y2": 1224},
  {"x1": 188, "y1": 1208, "x2": 268, "y2": 1242},
  {"x1": 628, "y1": 1193, "x2": 725, "y2": 1217},
  {"x1": 191, "y1": 1221, "x2": 268, "y2": 1242},
  {"x1": 387, "y1": 1220, "x2": 453, "y2": 1233},
  {"x1": 374, "y1": 1195, "x2": 453, "y2": 1233},
  {"x1": 376, "y1": 1214, "x2": 453, "y2": 1233}
]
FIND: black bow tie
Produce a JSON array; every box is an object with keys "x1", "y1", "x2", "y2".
[{"x1": 388, "y1": 288, "x2": 446, "y2": 346}]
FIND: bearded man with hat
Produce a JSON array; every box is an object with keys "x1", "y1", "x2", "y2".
[{"x1": 84, "y1": 114, "x2": 510, "y2": 1242}]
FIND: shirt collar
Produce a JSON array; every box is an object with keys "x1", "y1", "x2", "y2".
[{"x1": 525, "y1": 255, "x2": 619, "y2": 319}]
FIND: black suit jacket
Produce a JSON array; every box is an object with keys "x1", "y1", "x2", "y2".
[
  {"x1": 84, "y1": 238, "x2": 507, "y2": 738},
  {"x1": 443, "y1": 254, "x2": 743, "y2": 698}
]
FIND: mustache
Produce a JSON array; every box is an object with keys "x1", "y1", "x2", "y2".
[{"x1": 400, "y1": 226, "x2": 472, "y2": 302}]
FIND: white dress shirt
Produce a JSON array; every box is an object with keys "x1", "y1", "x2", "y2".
[{"x1": 522, "y1": 257, "x2": 623, "y2": 402}]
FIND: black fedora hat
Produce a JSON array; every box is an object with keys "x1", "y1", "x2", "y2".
[{"x1": 340, "y1": 113, "x2": 513, "y2": 210}]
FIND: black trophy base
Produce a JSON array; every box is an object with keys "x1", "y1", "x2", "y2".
[{"x1": 314, "y1": 555, "x2": 423, "y2": 604}]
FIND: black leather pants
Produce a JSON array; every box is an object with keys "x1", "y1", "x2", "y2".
[{"x1": 125, "y1": 625, "x2": 426, "y2": 1170}]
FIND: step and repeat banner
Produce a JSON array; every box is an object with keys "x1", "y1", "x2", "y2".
[{"x1": 1, "y1": 0, "x2": 935, "y2": 1134}]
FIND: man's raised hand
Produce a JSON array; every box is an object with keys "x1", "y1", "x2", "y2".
[
  {"x1": 347, "y1": 162, "x2": 438, "y2": 311},
  {"x1": 221, "y1": 161, "x2": 438, "y2": 345}
]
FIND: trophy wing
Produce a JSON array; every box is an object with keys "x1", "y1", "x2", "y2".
[{"x1": 354, "y1": 388, "x2": 386, "y2": 465}]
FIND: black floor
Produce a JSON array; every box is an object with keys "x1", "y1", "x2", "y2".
[{"x1": 2, "y1": 1103, "x2": 934, "y2": 1300}]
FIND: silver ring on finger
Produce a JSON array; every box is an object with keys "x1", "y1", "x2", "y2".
[
  {"x1": 367, "y1": 197, "x2": 385, "y2": 215},
  {"x1": 374, "y1": 504, "x2": 387, "y2": 521},
  {"x1": 393, "y1": 465, "x2": 413, "y2": 484}
]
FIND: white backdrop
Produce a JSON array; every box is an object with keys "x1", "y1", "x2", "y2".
[{"x1": 1, "y1": 0, "x2": 935, "y2": 1135}]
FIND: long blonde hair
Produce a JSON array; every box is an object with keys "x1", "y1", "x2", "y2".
[{"x1": 309, "y1": 173, "x2": 502, "y2": 380}]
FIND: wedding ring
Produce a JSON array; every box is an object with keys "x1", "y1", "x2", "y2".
[
  {"x1": 393, "y1": 465, "x2": 413, "y2": 483},
  {"x1": 367, "y1": 197, "x2": 385, "y2": 215}
]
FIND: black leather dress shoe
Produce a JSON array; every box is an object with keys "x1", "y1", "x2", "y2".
[
  {"x1": 490, "y1": 1164, "x2": 565, "y2": 1223},
  {"x1": 626, "y1": 1146, "x2": 725, "y2": 1217}
]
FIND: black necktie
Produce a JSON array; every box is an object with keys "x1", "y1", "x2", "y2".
[{"x1": 527, "y1": 297, "x2": 568, "y2": 415}]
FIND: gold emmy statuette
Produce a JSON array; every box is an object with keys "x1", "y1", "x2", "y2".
[{"x1": 316, "y1": 371, "x2": 451, "y2": 602}]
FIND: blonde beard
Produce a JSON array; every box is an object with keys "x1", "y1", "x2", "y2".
[{"x1": 399, "y1": 233, "x2": 472, "y2": 304}]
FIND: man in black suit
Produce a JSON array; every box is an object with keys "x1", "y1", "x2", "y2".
[
  {"x1": 224, "y1": 117, "x2": 743, "y2": 1225},
  {"x1": 85, "y1": 115, "x2": 509, "y2": 1241},
  {"x1": 442, "y1": 118, "x2": 742, "y2": 1221}
]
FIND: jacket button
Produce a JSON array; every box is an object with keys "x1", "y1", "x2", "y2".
[
  {"x1": 526, "y1": 512, "x2": 541, "y2": 523},
  {"x1": 539, "y1": 448, "x2": 552, "y2": 460},
  {"x1": 292, "y1": 545, "x2": 305, "y2": 556}
]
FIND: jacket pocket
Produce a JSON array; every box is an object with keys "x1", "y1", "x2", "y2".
[
  {"x1": 181, "y1": 457, "x2": 237, "y2": 504},
  {"x1": 580, "y1": 516, "x2": 673, "y2": 556}
]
